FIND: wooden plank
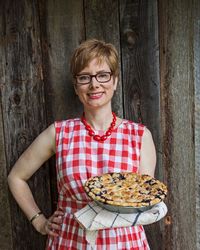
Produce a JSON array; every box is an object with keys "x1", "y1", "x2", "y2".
[
  {"x1": 38, "y1": 0, "x2": 85, "y2": 210},
  {"x1": 194, "y1": 1, "x2": 200, "y2": 248},
  {"x1": 0, "y1": 0, "x2": 51, "y2": 249},
  {"x1": 0, "y1": 5, "x2": 13, "y2": 250},
  {"x1": 84, "y1": 0, "x2": 123, "y2": 117},
  {"x1": 39, "y1": 0, "x2": 85, "y2": 122},
  {"x1": 159, "y1": 0, "x2": 196, "y2": 249},
  {"x1": 0, "y1": 95, "x2": 13, "y2": 249},
  {"x1": 119, "y1": 1, "x2": 161, "y2": 248}
]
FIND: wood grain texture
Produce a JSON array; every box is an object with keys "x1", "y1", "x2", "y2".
[
  {"x1": 120, "y1": 1, "x2": 161, "y2": 247},
  {"x1": 0, "y1": 1, "x2": 51, "y2": 249},
  {"x1": 39, "y1": 0, "x2": 85, "y2": 122},
  {"x1": 84, "y1": 0, "x2": 123, "y2": 117},
  {"x1": 194, "y1": 1, "x2": 200, "y2": 248},
  {"x1": 159, "y1": 0, "x2": 196, "y2": 249},
  {"x1": 0, "y1": 0, "x2": 199, "y2": 249},
  {"x1": 38, "y1": 0, "x2": 85, "y2": 210},
  {"x1": 0, "y1": 98, "x2": 12, "y2": 250}
]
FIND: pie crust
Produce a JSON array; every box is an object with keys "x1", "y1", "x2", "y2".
[{"x1": 84, "y1": 172, "x2": 167, "y2": 207}]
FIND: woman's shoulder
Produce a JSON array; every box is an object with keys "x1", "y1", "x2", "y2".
[
  {"x1": 121, "y1": 119, "x2": 152, "y2": 142},
  {"x1": 122, "y1": 119, "x2": 145, "y2": 130},
  {"x1": 119, "y1": 119, "x2": 146, "y2": 138},
  {"x1": 55, "y1": 117, "x2": 81, "y2": 127}
]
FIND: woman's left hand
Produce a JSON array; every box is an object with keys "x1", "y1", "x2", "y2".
[
  {"x1": 33, "y1": 209, "x2": 64, "y2": 237},
  {"x1": 44, "y1": 209, "x2": 64, "y2": 237}
]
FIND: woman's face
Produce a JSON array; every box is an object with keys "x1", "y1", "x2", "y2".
[{"x1": 74, "y1": 58, "x2": 118, "y2": 111}]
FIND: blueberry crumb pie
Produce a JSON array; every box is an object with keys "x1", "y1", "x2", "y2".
[{"x1": 84, "y1": 172, "x2": 167, "y2": 207}]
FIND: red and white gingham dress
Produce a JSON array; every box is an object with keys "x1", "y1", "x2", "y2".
[{"x1": 46, "y1": 118, "x2": 150, "y2": 250}]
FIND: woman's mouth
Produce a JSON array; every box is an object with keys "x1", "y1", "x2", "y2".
[{"x1": 88, "y1": 92, "x2": 104, "y2": 99}]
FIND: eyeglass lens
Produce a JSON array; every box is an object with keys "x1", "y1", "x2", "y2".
[{"x1": 76, "y1": 72, "x2": 112, "y2": 84}]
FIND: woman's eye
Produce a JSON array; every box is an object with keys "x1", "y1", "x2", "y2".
[
  {"x1": 98, "y1": 73, "x2": 109, "y2": 79},
  {"x1": 78, "y1": 75, "x2": 90, "y2": 81}
]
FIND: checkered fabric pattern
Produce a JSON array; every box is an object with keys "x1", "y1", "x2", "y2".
[{"x1": 46, "y1": 118, "x2": 150, "y2": 250}]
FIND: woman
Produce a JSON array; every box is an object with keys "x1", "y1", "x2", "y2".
[{"x1": 8, "y1": 39, "x2": 156, "y2": 249}]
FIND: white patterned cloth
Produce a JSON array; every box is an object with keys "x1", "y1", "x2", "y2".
[{"x1": 74, "y1": 201, "x2": 167, "y2": 248}]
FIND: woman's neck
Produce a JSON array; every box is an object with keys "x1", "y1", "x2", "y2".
[{"x1": 83, "y1": 107, "x2": 113, "y2": 131}]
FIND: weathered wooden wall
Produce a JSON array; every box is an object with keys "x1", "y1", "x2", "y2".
[
  {"x1": 119, "y1": 1, "x2": 163, "y2": 246},
  {"x1": 194, "y1": 0, "x2": 200, "y2": 249},
  {"x1": 195, "y1": 47, "x2": 200, "y2": 248},
  {"x1": 0, "y1": 0, "x2": 199, "y2": 249},
  {"x1": 159, "y1": 0, "x2": 198, "y2": 249},
  {"x1": 194, "y1": 0, "x2": 200, "y2": 246},
  {"x1": 0, "y1": 1, "x2": 52, "y2": 249},
  {"x1": 0, "y1": 102, "x2": 12, "y2": 250}
]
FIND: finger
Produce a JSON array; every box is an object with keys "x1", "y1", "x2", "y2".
[
  {"x1": 51, "y1": 223, "x2": 61, "y2": 231},
  {"x1": 53, "y1": 210, "x2": 64, "y2": 217},
  {"x1": 47, "y1": 225, "x2": 59, "y2": 237},
  {"x1": 46, "y1": 221, "x2": 60, "y2": 237},
  {"x1": 46, "y1": 221, "x2": 53, "y2": 232},
  {"x1": 58, "y1": 207, "x2": 65, "y2": 212},
  {"x1": 45, "y1": 211, "x2": 64, "y2": 236},
  {"x1": 52, "y1": 215, "x2": 63, "y2": 225},
  {"x1": 48, "y1": 230, "x2": 59, "y2": 237},
  {"x1": 51, "y1": 211, "x2": 64, "y2": 224}
]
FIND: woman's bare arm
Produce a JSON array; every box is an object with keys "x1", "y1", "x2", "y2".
[
  {"x1": 139, "y1": 127, "x2": 156, "y2": 177},
  {"x1": 7, "y1": 124, "x2": 61, "y2": 235}
]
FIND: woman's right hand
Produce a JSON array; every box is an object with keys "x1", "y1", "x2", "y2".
[{"x1": 33, "y1": 209, "x2": 64, "y2": 237}]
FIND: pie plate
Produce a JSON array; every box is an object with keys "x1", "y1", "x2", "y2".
[{"x1": 94, "y1": 200, "x2": 156, "y2": 214}]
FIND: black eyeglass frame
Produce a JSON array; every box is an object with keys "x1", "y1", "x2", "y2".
[{"x1": 74, "y1": 72, "x2": 113, "y2": 85}]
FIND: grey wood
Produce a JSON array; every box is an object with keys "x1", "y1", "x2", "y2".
[
  {"x1": 39, "y1": 0, "x2": 85, "y2": 122},
  {"x1": 119, "y1": 1, "x2": 161, "y2": 247},
  {"x1": 159, "y1": 0, "x2": 196, "y2": 249},
  {"x1": 0, "y1": 99, "x2": 13, "y2": 250},
  {"x1": 84, "y1": 0, "x2": 123, "y2": 118},
  {"x1": 38, "y1": 0, "x2": 85, "y2": 211},
  {"x1": 0, "y1": 0, "x2": 199, "y2": 249},
  {"x1": 194, "y1": 2, "x2": 200, "y2": 248},
  {"x1": 0, "y1": 1, "x2": 51, "y2": 249}
]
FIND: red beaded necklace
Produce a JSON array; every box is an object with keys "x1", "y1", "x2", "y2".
[{"x1": 81, "y1": 112, "x2": 116, "y2": 142}]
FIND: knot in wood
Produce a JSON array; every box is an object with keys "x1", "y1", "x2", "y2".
[
  {"x1": 124, "y1": 29, "x2": 137, "y2": 48},
  {"x1": 19, "y1": 135, "x2": 27, "y2": 145},
  {"x1": 13, "y1": 93, "x2": 21, "y2": 105},
  {"x1": 164, "y1": 215, "x2": 172, "y2": 225}
]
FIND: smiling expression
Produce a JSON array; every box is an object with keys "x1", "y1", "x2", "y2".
[{"x1": 74, "y1": 58, "x2": 118, "y2": 110}]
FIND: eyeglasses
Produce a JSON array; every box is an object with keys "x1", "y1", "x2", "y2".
[{"x1": 75, "y1": 72, "x2": 113, "y2": 85}]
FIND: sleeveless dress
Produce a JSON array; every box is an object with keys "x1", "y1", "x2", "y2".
[{"x1": 46, "y1": 118, "x2": 150, "y2": 250}]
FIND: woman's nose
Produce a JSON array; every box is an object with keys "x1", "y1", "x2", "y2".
[{"x1": 89, "y1": 77, "x2": 100, "y2": 88}]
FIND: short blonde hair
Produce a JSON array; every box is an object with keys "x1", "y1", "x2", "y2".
[{"x1": 70, "y1": 39, "x2": 119, "y2": 77}]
